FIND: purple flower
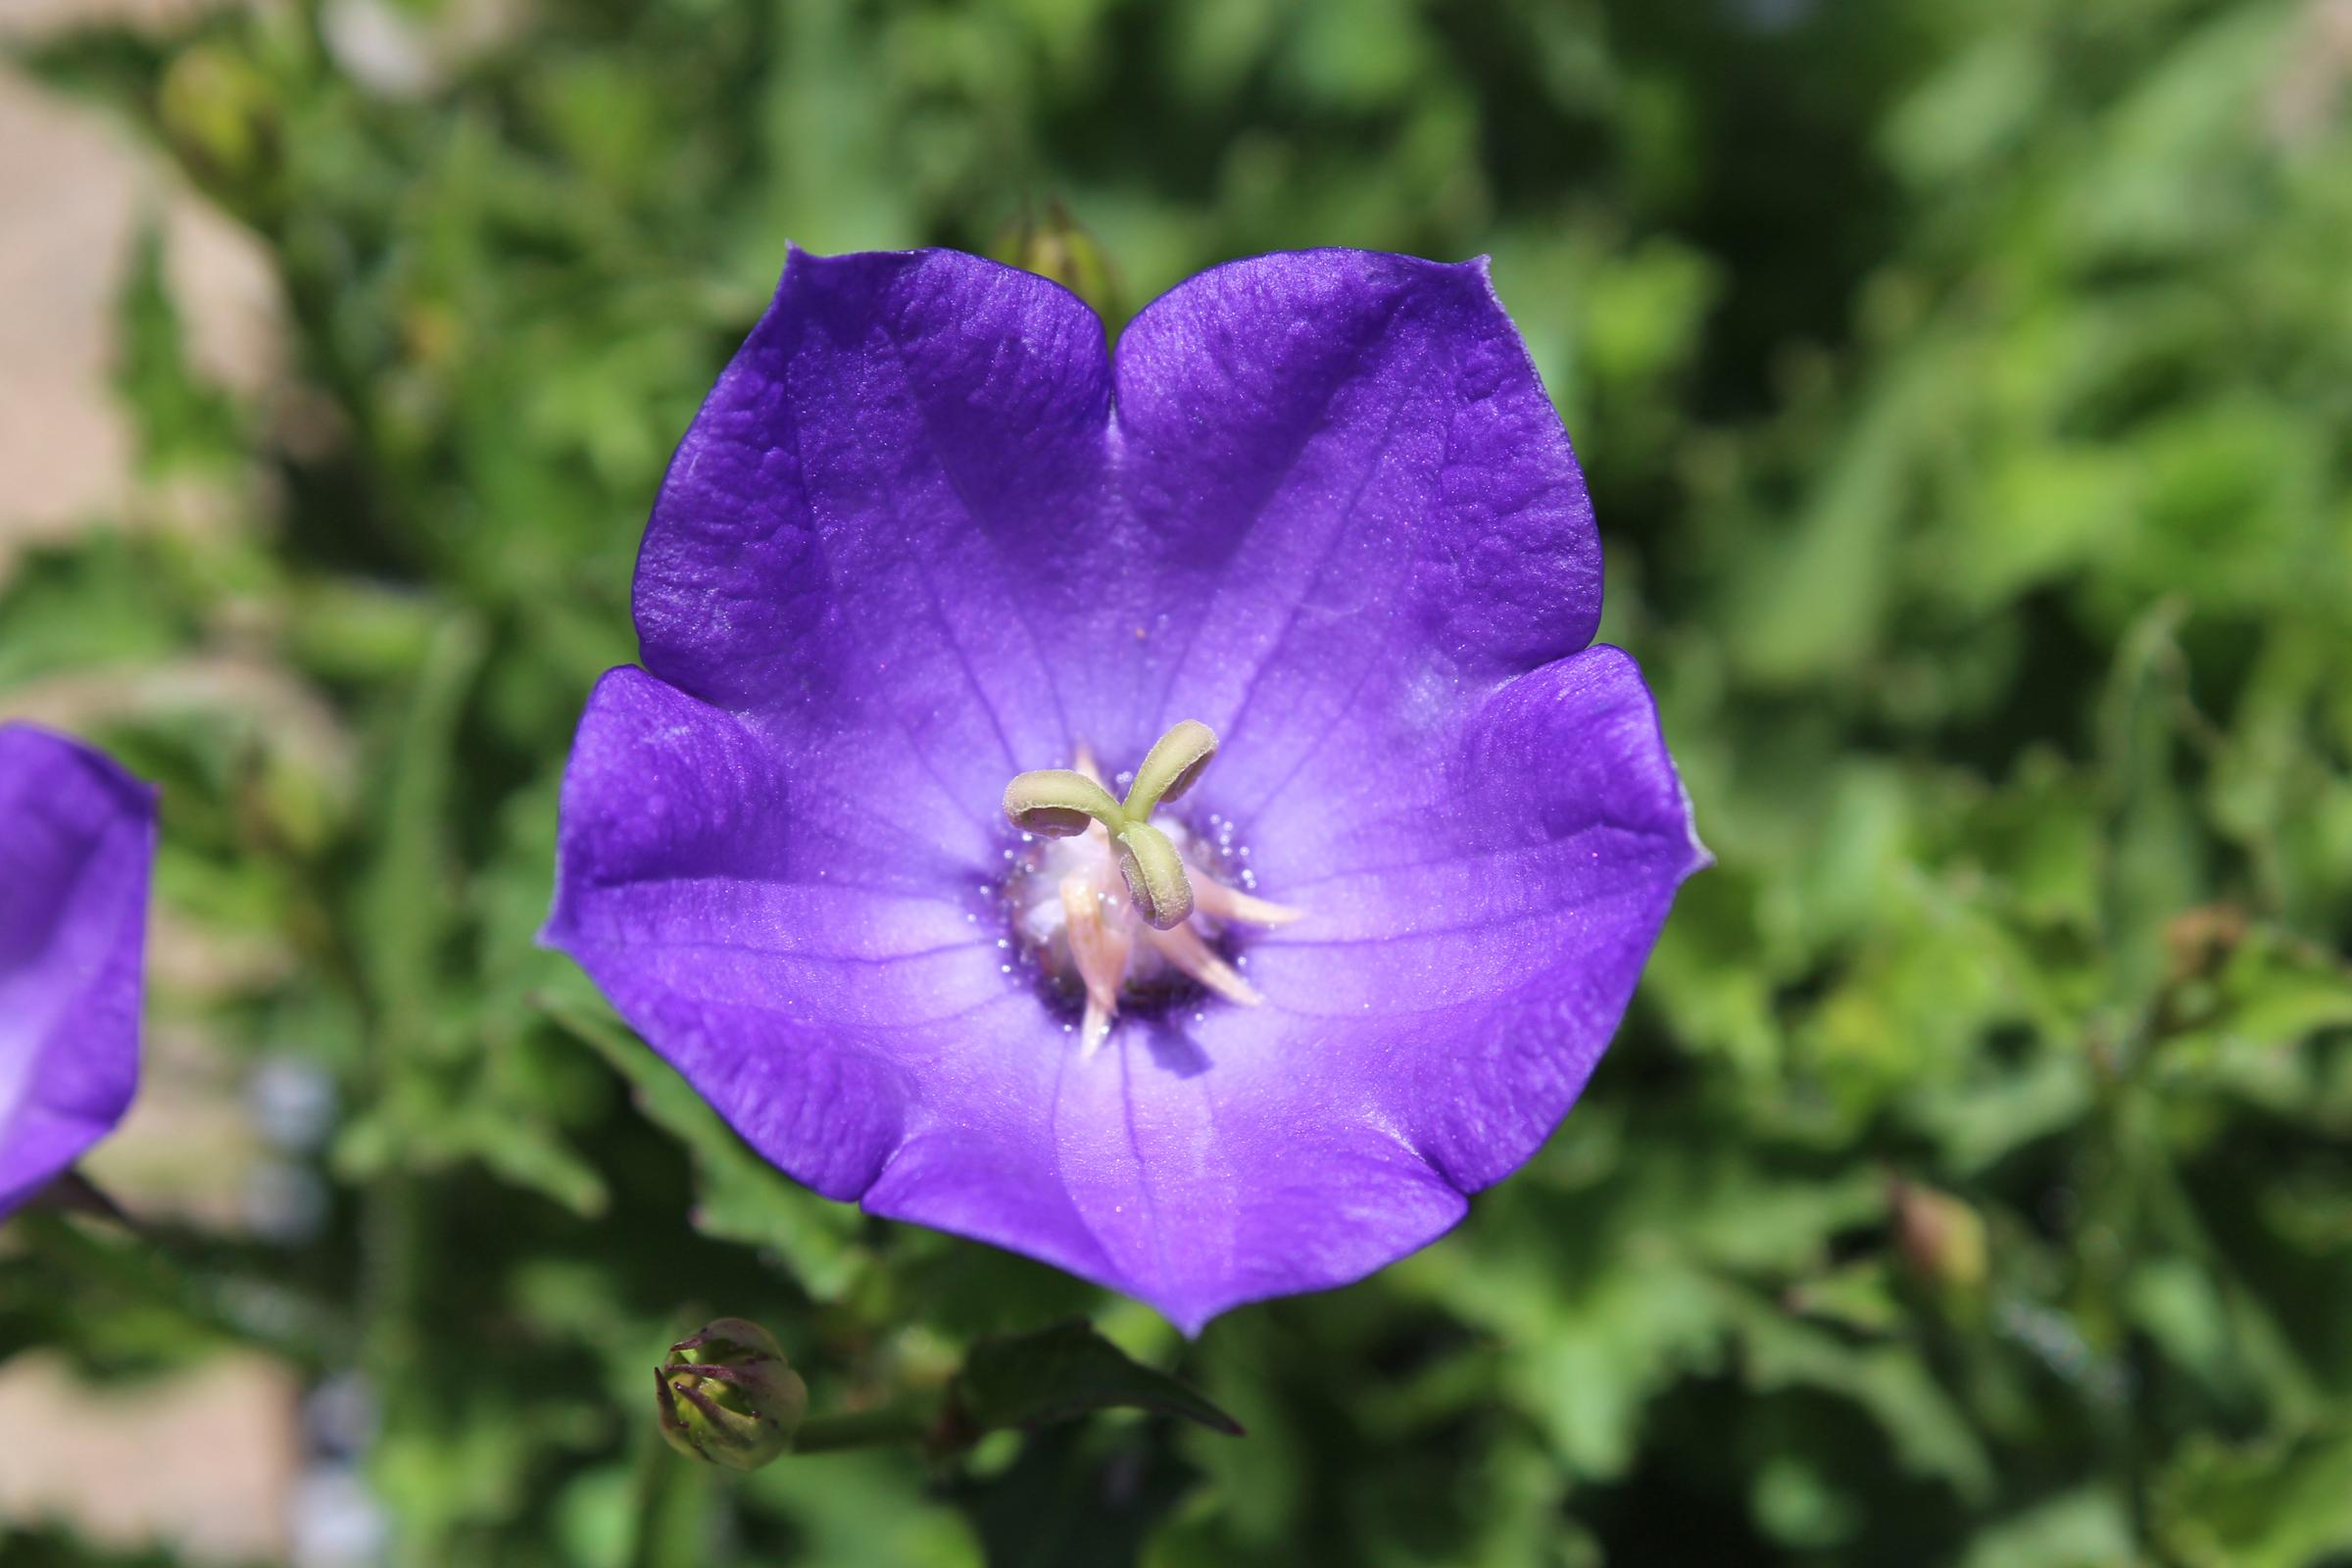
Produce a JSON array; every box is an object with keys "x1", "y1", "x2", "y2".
[
  {"x1": 548, "y1": 247, "x2": 1706, "y2": 1332},
  {"x1": 1, "y1": 722, "x2": 159, "y2": 1216}
]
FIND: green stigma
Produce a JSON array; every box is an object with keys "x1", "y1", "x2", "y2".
[{"x1": 1001, "y1": 720, "x2": 1219, "y2": 930}]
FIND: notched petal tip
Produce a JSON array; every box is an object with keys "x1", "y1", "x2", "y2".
[{"x1": 1679, "y1": 815, "x2": 1715, "y2": 879}]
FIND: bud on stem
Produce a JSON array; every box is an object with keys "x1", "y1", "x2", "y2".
[
  {"x1": 655, "y1": 1317, "x2": 807, "y2": 1471},
  {"x1": 992, "y1": 201, "x2": 1124, "y2": 323}
]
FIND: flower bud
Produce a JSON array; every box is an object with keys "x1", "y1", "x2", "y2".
[
  {"x1": 655, "y1": 1317, "x2": 807, "y2": 1470},
  {"x1": 158, "y1": 45, "x2": 283, "y2": 206},
  {"x1": 992, "y1": 202, "x2": 1124, "y2": 323},
  {"x1": 1889, "y1": 1178, "x2": 1987, "y2": 1295}
]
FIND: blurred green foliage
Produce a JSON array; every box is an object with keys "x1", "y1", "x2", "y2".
[{"x1": 4, "y1": 0, "x2": 2351, "y2": 1563}]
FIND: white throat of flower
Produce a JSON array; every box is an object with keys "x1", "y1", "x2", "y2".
[{"x1": 1003, "y1": 721, "x2": 1301, "y2": 1053}]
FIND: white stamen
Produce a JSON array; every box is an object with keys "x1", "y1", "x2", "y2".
[
  {"x1": 1059, "y1": 872, "x2": 1131, "y2": 1054},
  {"x1": 1191, "y1": 876, "x2": 1302, "y2": 927},
  {"x1": 1141, "y1": 920, "x2": 1263, "y2": 1007}
]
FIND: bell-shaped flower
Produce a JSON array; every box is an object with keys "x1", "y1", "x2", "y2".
[{"x1": 547, "y1": 248, "x2": 1707, "y2": 1332}]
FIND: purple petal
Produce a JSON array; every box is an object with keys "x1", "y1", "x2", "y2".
[
  {"x1": 867, "y1": 1017, "x2": 1469, "y2": 1336},
  {"x1": 547, "y1": 667, "x2": 954, "y2": 1200},
  {"x1": 632, "y1": 247, "x2": 1116, "y2": 819},
  {"x1": 1112, "y1": 250, "x2": 1603, "y2": 803},
  {"x1": 554, "y1": 648, "x2": 1697, "y2": 1330},
  {"x1": 0, "y1": 723, "x2": 158, "y2": 1215},
  {"x1": 884, "y1": 646, "x2": 1699, "y2": 1330},
  {"x1": 1235, "y1": 645, "x2": 1706, "y2": 1193}
]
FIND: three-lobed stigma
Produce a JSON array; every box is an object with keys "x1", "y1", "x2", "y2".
[{"x1": 1002, "y1": 721, "x2": 1300, "y2": 1052}]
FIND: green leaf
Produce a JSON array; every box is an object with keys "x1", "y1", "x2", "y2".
[
  {"x1": 1725, "y1": 1286, "x2": 1995, "y2": 1501},
  {"x1": 112, "y1": 218, "x2": 243, "y2": 475},
  {"x1": 1956, "y1": 1489, "x2": 2133, "y2": 1568},
  {"x1": 536, "y1": 988, "x2": 866, "y2": 1300},
  {"x1": 355, "y1": 611, "x2": 486, "y2": 1042},
  {"x1": 954, "y1": 1423, "x2": 1194, "y2": 1568},
  {"x1": 2159, "y1": 1427, "x2": 2352, "y2": 1568},
  {"x1": 953, "y1": 1320, "x2": 1242, "y2": 1439}
]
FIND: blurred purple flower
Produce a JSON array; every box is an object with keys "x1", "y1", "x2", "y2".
[
  {"x1": 1, "y1": 722, "x2": 158, "y2": 1216},
  {"x1": 547, "y1": 247, "x2": 1706, "y2": 1331}
]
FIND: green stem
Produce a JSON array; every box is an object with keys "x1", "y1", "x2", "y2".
[
  {"x1": 629, "y1": 1418, "x2": 717, "y2": 1568},
  {"x1": 791, "y1": 1400, "x2": 940, "y2": 1454}
]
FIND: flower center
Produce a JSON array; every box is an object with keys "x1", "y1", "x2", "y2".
[{"x1": 1002, "y1": 721, "x2": 1301, "y2": 1052}]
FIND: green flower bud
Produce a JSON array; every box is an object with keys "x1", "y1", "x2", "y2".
[
  {"x1": 158, "y1": 45, "x2": 283, "y2": 206},
  {"x1": 655, "y1": 1317, "x2": 808, "y2": 1471},
  {"x1": 992, "y1": 202, "x2": 1124, "y2": 323}
]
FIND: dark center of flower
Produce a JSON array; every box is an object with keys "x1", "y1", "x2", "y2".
[{"x1": 1001, "y1": 721, "x2": 1301, "y2": 1051}]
